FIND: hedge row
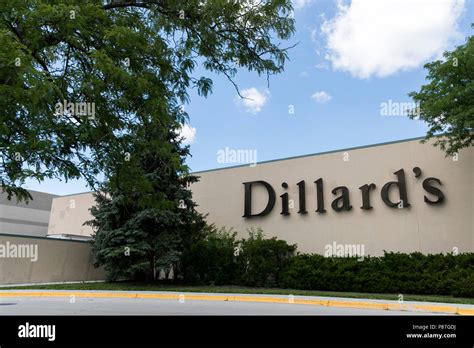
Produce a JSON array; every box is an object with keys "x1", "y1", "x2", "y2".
[
  {"x1": 182, "y1": 227, "x2": 296, "y2": 287},
  {"x1": 181, "y1": 227, "x2": 474, "y2": 297},
  {"x1": 279, "y1": 253, "x2": 474, "y2": 298}
]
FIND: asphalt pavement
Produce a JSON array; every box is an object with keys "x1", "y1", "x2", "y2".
[{"x1": 0, "y1": 290, "x2": 462, "y2": 315}]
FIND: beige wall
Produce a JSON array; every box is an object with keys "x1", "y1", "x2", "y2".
[
  {"x1": 191, "y1": 138, "x2": 473, "y2": 255},
  {"x1": 46, "y1": 138, "x2": 473, "y2": 256},
  {"x1": 0, "y1": 234, "x2": 105, "y2": 285},
  {"x1": 0, "y1": 190, "x2": 57, "y2": 237},
  {"x1": 48, "y1": 193, "x2": 95, "y2": 237}
]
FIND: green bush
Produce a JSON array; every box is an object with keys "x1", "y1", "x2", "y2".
[
  {"x1": 181, "y1": 226, "x2": 239, "y2": 285},
  {"x1": 236, "y1": 228, "x2": 297, "y2": 287},
  {"x1": 279, "y1": 251, "x2": 474, "y2": 297},
  {"x1": 182, "y1": 226, "x2": 296, "y2": 287},
  {"x1": 182, "y1": 225, "x2": 473, "y2": 298}
]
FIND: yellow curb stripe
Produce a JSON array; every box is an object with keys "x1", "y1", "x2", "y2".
[
  {"x1": 135, "y1": 293, "x2": 178, "y2": 300},
  {"x1": 411, "y1": 304, "x2": 458, "y2": 314},
  {"x1": 295, "y1": 299, "x2": 330, "y2": 306},
  {"x1": 457, "y1": 308, "x2": 474, "y2": 315},
  {"x1": 0, "y1": 291, "x2": 471, "y2": 315},
  {"x1": 387, "y1": 303, "x2": 404, "y2": 311},
  {"x1": 328, "y1": 300, "x2": 388, "y2": 310}
]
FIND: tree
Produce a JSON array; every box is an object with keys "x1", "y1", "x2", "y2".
[
  {"x1": 0, "y1": 0, "x2": 295, "y2": 200},
  {"x1": 88, "y1": 112, "x2": 207, "y2": 281},
  {"x1": 408, "y1": 29, "x2": 473, "y2": 156}
]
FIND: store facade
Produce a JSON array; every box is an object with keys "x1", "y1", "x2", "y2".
[
  {"x1": 46, "y1": 136, "x2": 473, "y2": 256},
  {"x1": 191, "y1": 137, "x2": 473, "y2": 255}
]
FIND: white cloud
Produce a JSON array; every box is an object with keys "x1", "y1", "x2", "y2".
[
  {"x1": 179, "y1": 123, "x2": 196, "y2": 145},
  {"x1": 311, "y1": 91, "x2": 332, "y2": 103},
  {"x1": 321, "y1": 0, "x2": 465, "y2": 79},
  {"x1": 236, "y1": 87, "x2": 269, "y2": 114},
  {"x1": 294, "y1": 0, "x2": 314, "y2": 10}
]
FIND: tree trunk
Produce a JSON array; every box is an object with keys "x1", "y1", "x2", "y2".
[{"x1": 153, "y1": 255, "x2": 156, "y2": 281}]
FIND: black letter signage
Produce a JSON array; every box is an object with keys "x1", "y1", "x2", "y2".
[
  {"x1": 243, "y1": 181, "x2": 276, "y2": 217},
  {"x1": 381, "y1": 169, "x2": 410, "y2": 208},
  {"x1": 331, "y1": 186, "x2": 352, "y2": 212},
  {"x1": 423, "y1": 178, "x2": 444, "y2": 204},
  {"x1": 359, "y1": 183, "x2": 376, "y2": 210},
  {"x1": 242, "y1": 166, "x2": 444, "y2": 219}
]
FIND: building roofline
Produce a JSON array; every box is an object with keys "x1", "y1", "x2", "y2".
[
  {"x1": 1, "y1": 189, "x2": 60, "y2": 198},
  {"x1": 57, "y1": 191, "x2": 95, "y2": 198},
  {"x1": 192, "y1": 135, "x2": 428, "y2": 175},
  {"x1": 0, "y1": 233, "x2": 92, "y2": 244},
  {"x1": 32, "y1": 135, "x2": 434, "y2": 196},
  {"x1": 24, "y1": 189, "x2": 60, "y2": 197}
]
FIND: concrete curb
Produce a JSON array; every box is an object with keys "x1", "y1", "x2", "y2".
[{"x1": 0, "y1": 291, "x2": 472, "y2": 315}]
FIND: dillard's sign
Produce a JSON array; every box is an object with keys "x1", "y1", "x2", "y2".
[{"x1": 242, "y1": 167, "x2": 444, "y2": 218}]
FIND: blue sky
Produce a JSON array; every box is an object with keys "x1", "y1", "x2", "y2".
[{"x1": 26, "y1": 0, "x2": 473, "y2": 195}]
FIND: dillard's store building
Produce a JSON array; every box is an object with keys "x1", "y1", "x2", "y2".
[
  {"x1": 48, "y1": 137, "x2": 474, "y2": 254},
  {"x1": 0, "y1": 136, "x2": 473, "y2": 284}
]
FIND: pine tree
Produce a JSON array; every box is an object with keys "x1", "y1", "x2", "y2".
[{"x1": 88, "y1": 109, "x2": 206, "y2": 281}]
